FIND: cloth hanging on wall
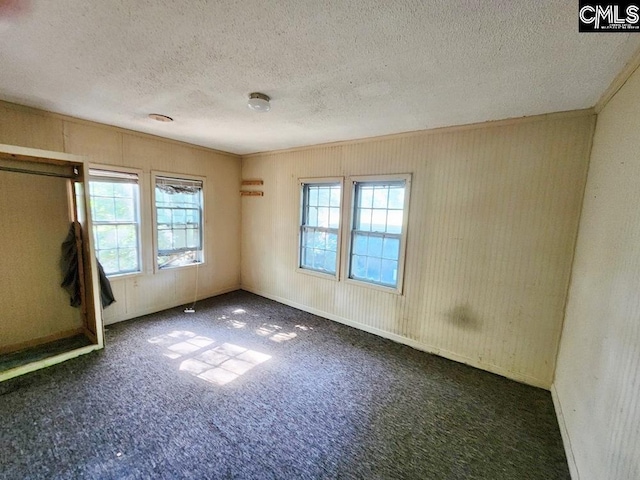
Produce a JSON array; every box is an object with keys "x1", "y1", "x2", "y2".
[
  {"x1": 61, "y1": 223, "x2": 82, "y2": 307},
  {"x1": 61, "y1": 222, "x2": 115, "y2": 309},
  {"x1": 96, "y1": 260, "x2": 115, "y2": 309}
]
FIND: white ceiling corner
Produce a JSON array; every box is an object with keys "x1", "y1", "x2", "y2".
[{"x1": 0, "y1": 1, "x2": 639, "y2": 155}]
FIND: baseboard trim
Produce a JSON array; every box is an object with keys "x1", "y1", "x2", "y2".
[
  {"x1": 241, "y1": 286, "x2": 550, "y2": 390},
  {"x1": 551, "y1": 384, "x2": 580, "y2": 479},
  {"x1": 103, "y1": 285, "x2": 241, "y2": 325}
]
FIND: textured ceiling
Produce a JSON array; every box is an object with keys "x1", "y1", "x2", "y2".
[{"x1": 0, "y1": 1, "x2": 639, "y2": 155}]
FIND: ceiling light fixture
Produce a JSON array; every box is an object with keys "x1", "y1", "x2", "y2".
[
  {"x1": 247, "y1": 92, "x2": 271, "y2": 112},
  {"x1": 148, "y1": 113, "x2": 173, "y2": 122}
]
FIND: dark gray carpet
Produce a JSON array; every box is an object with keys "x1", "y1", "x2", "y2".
[{"x1": 0, "y1": 291, "x2": 570, "y2": 480}]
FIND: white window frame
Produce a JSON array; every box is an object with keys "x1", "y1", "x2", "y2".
[
  {"x1": 297, "y1": 177, "x2": 344, "y2": 280},
  {"x1": 87, "y1": 165, "x2": 143, "y2": 278},
  {"x1": 152, "y1": 171, "x2": 206, "y2": 272},
  {"x1": 344, "y1": 173, "x2": 412, "y2": 294}
]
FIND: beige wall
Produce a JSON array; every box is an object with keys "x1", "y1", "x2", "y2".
[
  {"x1": 0, "y1": 102, "x2": 242, "y2": 326},
  {"x1": 0, "y1": 170, "x2": 82, "y2": 349},
  {"x1": 241, "y1": 113, "x2": 595, "y2": 388},
  {"x1": 553, "y1": 66, "x2": 640, "y2": 479}
]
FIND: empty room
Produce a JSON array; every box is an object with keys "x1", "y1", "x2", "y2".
[{"x1": 1, "y1": 1, "x2": 639, "y2": 479}]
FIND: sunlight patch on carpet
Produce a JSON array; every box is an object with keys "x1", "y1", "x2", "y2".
[
  {"x1": 255, "y1": 323, "x2": 298, "y2": 342},
  {"x1": 148, "y1": 331, "x2": 271, "y2": 386}
]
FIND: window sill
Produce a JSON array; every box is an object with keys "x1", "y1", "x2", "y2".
[
  {"x1": 344, "y1": 277, "x2": 403, "y2": 295},
  {"x1": 105, "y1": 271, "x2": 143, "y2": 281},
  {"x1": 296, "y1": 267, "x2": 339, "y2": 281}
]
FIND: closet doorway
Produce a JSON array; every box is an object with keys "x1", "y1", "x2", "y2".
[{"x1": 0, "y1": 144, "x2": 103, "y2": 381}]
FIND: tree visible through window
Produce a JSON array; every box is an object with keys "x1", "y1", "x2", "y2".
[
  {"x1": 155, "y1": 176, "x2": 203, "y2": 269},
  {"x1": 299, "y1": 181, "x2": 341, "y2": 275},
  {"x1": 89, "y1": 169, "x2": 140, "y2": 276}
]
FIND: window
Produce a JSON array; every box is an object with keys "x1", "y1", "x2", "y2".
[
  {"x1": 154, "y1": 175, "x2": 204, "y2": 269},
  {"x1": 349, "y1": 175, "x2": 410, "y2": 290},
  {"x1": 299, "y1": 180, "x2": 342, "y2": 276},
  {"x1": 88, "y1": 168, "x2": 141, "y2": 276}
]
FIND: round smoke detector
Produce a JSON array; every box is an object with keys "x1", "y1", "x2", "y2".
[{"x1": 247, "y1": 92, "x2": 271, "y2": 112}]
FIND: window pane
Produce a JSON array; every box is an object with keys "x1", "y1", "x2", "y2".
[
  {"x1": 114, "y1": 198, "x2": 134, "y2": 222},
  {"x1": 309, "y1": 187, "x2": 318, "y2": 207},
  {"x1": 312, "y1": 249, "x2": 325, "y2": 269},
  {"x1": 308, "y1": 249, "x2": 318, "y2": 269},
  {"x1": 387, "y1": 210, "x2": 403, "y2": 234},
  {"x1": 90, "y1": 182, "x2": 114, "y2": 197},
  {"x1": 381, "y1": 259, "x2": 398, "y2": 285},
  {"x1": 117, "y1": 224, "x2": 137, "y2": 248},
  {"x1": 98, "y1": 249, "x2": 119, "y2": 275},
  {"x1": 353, "y1": 233, "x2": 368, "y2": 255},
  {"x1": 318, "y1": 187, "x2": 330, "y2": 206},
  {"x1": 322, "y1": 231, "x2": 332, "y2": 250},
  {"x1": 325, "y1": 251, "x2": 337, "y2": 272},
  {"x1": 329, "y1": 207, "x2": 340, "y2": 229},
  {"x1": 92, "y1": 197, "x2": 115, "y2": 222},
  {"x1": 359, "y1": 186, "x2": 373, "y2": 208},
  {"x1": 365, "y1": 257, "x2": 382, "y2": 282},
  {"x1": 357, "y1": 208, "x2": 372, "y2": 231},
  {"x1": 173, "y1": 229, "x2": 186, "y2": 249},
  {"x1": 351, "y1": 254, "x2": 367, "y2": 279},
  {"x1": 367, "y1": 235, "x2": 383, "y2": 257},
  {"x1": 317, "y1": 207, "x2": 330, "y2": 228},
  {"x1": 301, "y1": 229, "x2": 311, "y2": 249},
  {"x1": 186, "y1": 209, "x2": 199, "y2": 224},
  {"x1": 388, "y1": 187, "x2": 404, "y2": 209},
  {"x1": 307, "y1": 207, "x2": 318, "y2": 227},
  {"x1": 157, "y1": 208, "x2": 171, "y2": 225},
  {"x1": 158, "y1": 230, "x2": 173, "y2": 251},
  {"x1": 371, "y1": 209, "x2": 387, "y2": 232},
  {"x1": 330, "y1": 187, "x2": 341, "y2": 207},
  {"x1": 186, "y1": 228, "x2": 200, "y2": 248},
  {"x1": 113, "y1": 183, "x2": 134, "y2": 198},
  {"x1": 118, "y1": 248, "x2": 138, "y2": 272},
  {"x1": 302, "y1": 247, "x2": 314, "y2": 268},
  {"x1": 326, "y1": 232, "x2": 338, "y2": 253},
  {"x1": 308, "y1": 230, "x2": 318, "y2": 249},
  {"x1": 173, "y1": 209, "x2": 186, "y2": 225},
  {"x1": 382, "y1": 237, "x2": 400, "y2": 260},
  {"x1": 373, "y1": 186, "x2": 389, "y2": 208},
  {"x1": 95, "y1": 225, "x2": 117, "y2": 250}
]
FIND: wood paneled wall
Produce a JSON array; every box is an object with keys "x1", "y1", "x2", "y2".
[
  {"x1": 554, "y1": 66, "x2": 640, "y2": 479},
  {"x1": 241, "y1": 112, "x2": 595, "y2": 388},
  {"x1": 0, "y1": 102, "x2": 241, "y2": 326}
]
